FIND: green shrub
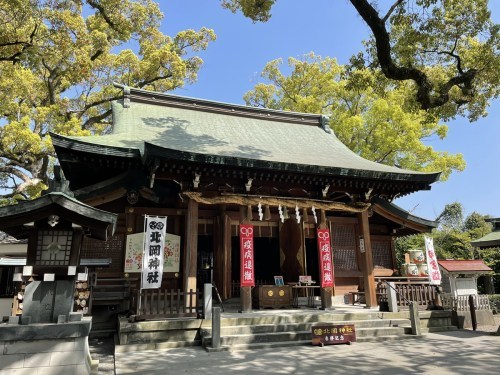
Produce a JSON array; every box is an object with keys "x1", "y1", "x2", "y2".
[{"x1": 488, "y1": 294, "x2": 500, "y2": 314}]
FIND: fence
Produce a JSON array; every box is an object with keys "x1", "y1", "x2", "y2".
[
  {"x1": 441, "y1": 293, "x2": 491, "y2": 312},
  {"x1": 130, "y1": 288, "x2": 203, "y2": 320},
  {"x1": 377, "y1": 281, "x2": 438, "y2": 309}
]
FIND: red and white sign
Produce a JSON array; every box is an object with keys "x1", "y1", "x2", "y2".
[
  {"x1": 240, "y1": 224, "x2": 255, "y2": 287},
  {"x1": 317, "y1": 228, "x2": 334, "y2": 288},
  {"x1": 425, "y1": 236, "x2": 442, "y2": 285}
]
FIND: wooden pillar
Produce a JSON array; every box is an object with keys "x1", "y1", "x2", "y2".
[
  {"x1": 357, "y1": 210, "x2": 377, "y2": 307},
  {"x1": 184, "y1": 198, "x2": 198, "y2": 308},
  {"x1": 222, "y1": 214, "x2": 232, "y2": 299},
  {"x1": 213, "y1": 212, "x2": 233, "y2": 300}
]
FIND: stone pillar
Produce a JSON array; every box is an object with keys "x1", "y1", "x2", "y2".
[
  {"x1": 387, "y1": 282, "x2": 398, "y2": 312},
  {"x1": 203, "y1": 283, "x2": 212, "y2": 319},
  {"x1": 409, "y1": 301, "x2": 421, "y2": 335},
  {"x1": 211, "y1": 307, "x2": 221, "y2": 349}
]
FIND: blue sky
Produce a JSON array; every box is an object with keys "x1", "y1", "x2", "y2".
[{"x1": 159, "y1": 0, "x2": 499, "y2": 221}]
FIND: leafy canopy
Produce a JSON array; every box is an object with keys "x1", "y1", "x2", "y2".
[
  {"x1": 0, "y1": 0, "x2": 216, "y2": 204},
  {"x1": 244, "y1": 53, "x2": 465, "y2": 180},
  {"x1": 222, "y1": 0, "x2": 499, "y2": 120},
  {"x1": 396, "y1": 204, "x2": 496, "y2": 279}
]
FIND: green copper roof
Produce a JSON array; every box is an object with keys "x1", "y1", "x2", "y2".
[
  {"x1": 471, "y1": 230, "x2": 500, "y2": 248},
  {"x1": 52, "y1": 86, "x2": 440, "y2": 183}
]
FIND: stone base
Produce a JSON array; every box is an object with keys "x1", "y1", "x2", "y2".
[
  {"x1": 452, "y1": 310, "x2": 496, "y2": 329},
  {"x1": 0, "y1": 317, "x2": 95, "y2": 375}
]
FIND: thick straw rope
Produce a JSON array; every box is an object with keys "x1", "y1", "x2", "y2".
[{"x1": 183, "y1": 192, "x2": 369, "y2": 213}]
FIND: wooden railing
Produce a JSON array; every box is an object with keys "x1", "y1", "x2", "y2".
[
  {"x1": 130, "y1": 288, "x2": 203, "y2": 320},
  {"x1": 377, "y1": 281, "x2": 437, "y2": 309}
]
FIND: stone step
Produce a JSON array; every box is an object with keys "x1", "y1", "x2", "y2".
[
  {"x1": 205, "y1": 318, "x2": 410, "y2": 336},
  {"x1": 115, "y1": 339, "x2": 201, "y2": 353},
  {"x1": 203, "y1": 326, "x2": 409, "y2": 347},
  {"x1": 205, "y1": 334, "x2": 422, "y2": 352},
  {"x1": 217, "y1": 312, "x2": 411, "y2": 326}
]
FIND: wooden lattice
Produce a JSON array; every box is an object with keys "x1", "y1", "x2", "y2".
[
  {"x1": 372, "y1": 240, "x2": 393, "y2": 269},
  {"x1": 81, "y1": 234, "x2": 124, "y2": 272},
  {"x1": 331, "y1": 224, "x2": 357, "y2": 270}
]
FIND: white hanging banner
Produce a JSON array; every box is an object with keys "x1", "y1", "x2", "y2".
[
  {"x1": 424, "y1": 236, "x2": 442, "y2": 286},
  {"x1": 141, "y1": 216, "x2": 167, "y2": 289}
]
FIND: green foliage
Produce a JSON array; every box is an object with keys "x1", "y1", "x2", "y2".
[
  {"x1": 223, "y1": 0, "x2": 499, "y2": 120},
  {"x1": 221, "y1": 0, "x2": 275, "y2": 22},
  {"x1": 396, "y1": 205, "x2": 499, "y2": 283},
  {"x1": 244, "y1": 53, "x2": 465, "y2": 180},
  {"x1": 436, "y1": 202, "x2": 465, "y2": 230},
  {"x1": 487, "y1": 294, "x2": 500, "y2": 313},
  {"x1": 0, "y1": 0, "x2": 216, "y2": 202}
]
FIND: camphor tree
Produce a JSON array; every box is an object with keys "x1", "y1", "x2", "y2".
[
  {"x1": 242, "y1": 53, "x2": 465, "y2": 180},
  {"x1": 222, "y1": 0, "x2": 499, "y2": 120},
  {"x1": 221, "y1": 0, "x2": 499, "y2": 180},
  {"x1": 0, "y1": 0, "x2": 216, "y2": 205}
]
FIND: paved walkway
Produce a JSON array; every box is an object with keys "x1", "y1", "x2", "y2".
[{"x1": 114, "y1": 328, "x2": 500, "y2": 375}]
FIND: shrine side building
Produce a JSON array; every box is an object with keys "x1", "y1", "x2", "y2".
[{"x1": 48, "y1": 84, "x2": 439, "y2": 309}]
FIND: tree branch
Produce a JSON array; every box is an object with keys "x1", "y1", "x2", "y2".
[
  {"x1": 349, "y1": 0, "x2": 477, "y2": 110},
  {"x1": 0, "y1": 23, "x2": 38, "y2": 63},
  {"x1": 382, "y1": 0, "x2": 404, "y2": 23},
  {"x1": 81, "y1": 108, "x2": 112, "y2": 130},
  {"x1": 87, "y1": 0, "x2": 117, "y2": 30}
]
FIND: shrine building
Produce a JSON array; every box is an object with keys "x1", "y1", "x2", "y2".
[{"x1": 1, "y1": 84, "x2": 440, "y2": 317}]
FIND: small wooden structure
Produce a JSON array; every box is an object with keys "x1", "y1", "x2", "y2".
[{"x1": 438, "y1": 259, "x2": 493, "y2": 298}]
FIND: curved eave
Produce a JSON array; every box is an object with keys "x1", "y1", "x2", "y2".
[
  {"x1": 143, "y1": 142, "x2": 441, "y2": 184},
  {"x1": 0, "y1": 192, "x2": 117, "y2": 241},
  {"x1": 371, "y1": 196, "x2": 437, "y2": 234},
  {"x1": 470, "y1": 240, "x2": 500, "y2": 248},
  {"x1": 50, "y1": 132, "x2": 141, "y2": 159}
]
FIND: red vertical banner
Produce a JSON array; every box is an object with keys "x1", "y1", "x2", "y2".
[
  {"x1": 240, "y1": 224, "x2": 255, "y2": 287},
  {"x1": 317, "y1": 228, "x2": 334, "y2": 288}
]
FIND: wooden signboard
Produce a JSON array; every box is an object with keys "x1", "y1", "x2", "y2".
[{"x1": 312, "y1": 324, "x2": 356, "y2": 346}]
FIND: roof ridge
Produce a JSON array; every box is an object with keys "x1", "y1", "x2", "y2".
[{"x1": 113, "y1": 83, "x2": 329, "y2": 128}]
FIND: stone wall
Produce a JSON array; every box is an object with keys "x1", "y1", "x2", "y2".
[{"x1": 0, "y1": 317, "x2": 96, "y2": 375}]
